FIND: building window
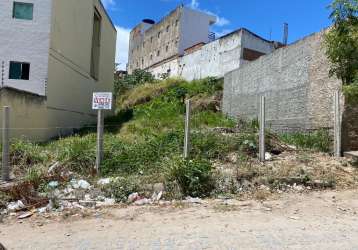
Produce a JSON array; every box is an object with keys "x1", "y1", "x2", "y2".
[
  {"x1": 143, "y1": 41, "x2": 145, "y2": 48},
  {"x1": 151, "y1": 36, "x2": 153, "y2": 43},
  {"x1": 150, "y1": 54, "x2": 153, "y2": 60},
  {"x1": 158, "y1": 31, "x2": 161, "y2": 38},
  {"x1": 157, "y1": 50, "x2": 160, "y2": 57},
  {"x1": 175, "y1": 20, "x2": 179, "y2": 27},
  {"x1": 90, "y1": 8, "x2": 101, "y2": 80},
  {"x1": 166, "y1": 25, "x2": 170, "y2": 32},
  {"x1": 166, "y1": 45, "x2": 169, "y2": 52},
  {"x1": 13, "y1": 2, "x2": 33, "y2": 20},
  {"x1": 9, "y1": 61, "x2": 30, "y2": 80}
]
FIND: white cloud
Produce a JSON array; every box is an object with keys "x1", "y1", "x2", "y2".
[
  {"x1": 115, "y1": 26, "x2": 130, "y2": 71},
  {"x1": 101, "y1": 0, "x2": 116, "y2": 9},
  {"x1": 188, "y1": 0, "x2": 230, "y2": 27},
  {"x1": 190, "y1": 0, "x2": 199, "y2": 9}
]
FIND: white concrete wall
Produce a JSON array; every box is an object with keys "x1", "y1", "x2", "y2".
[
  {"x1": 0, "y1": 0, "x2": 52, "y2": 96},
  {"x1": 149, "y1": 29, "x2": 276, "y2": 81},
  {"x1": 179, "y1": 7, "x2": 216, "y2": 55}
]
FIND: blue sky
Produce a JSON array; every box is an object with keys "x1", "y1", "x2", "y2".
[{"x1": 101, "y1": 0, "x2": 334, "y2": 70}]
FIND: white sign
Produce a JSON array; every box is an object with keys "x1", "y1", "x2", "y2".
[{"x1": 92, "y1": 92, "x2": 113, "y2": 110}]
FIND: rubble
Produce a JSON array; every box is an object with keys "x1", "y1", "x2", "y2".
[
  {"x1": 71, "y1": 179, "x2": 91, "y2": 190},
  {"x1": 7, "y1": 200, "x2": 25, "y2": 212},
  {"x1": 48, "y1": 181, "x2": 59, "y2": 189}
]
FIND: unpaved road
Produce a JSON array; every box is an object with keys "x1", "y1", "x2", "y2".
[{"x1": 1, "y1": 190, "x2": 358, "y2": 250}]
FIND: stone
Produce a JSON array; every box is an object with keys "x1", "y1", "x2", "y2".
[
  {"x1": 265, "y1": 152, "x2": 272, "y2": 161},
  {"x1": 185, "y1": 197, "x2": 203, "y2": 204},
  {"x1": 103, "y1": 198, "x2": 116, "y2": 206}
]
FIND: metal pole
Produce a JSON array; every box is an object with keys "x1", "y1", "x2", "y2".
[
  {"x1": 259, "y1": 96, "x2": 266, "y2": 162},
  {"x1": 334, "y1": 90, "x2": 341, "y2": 157},
  {"x1": 184, "y1": 99, "x2": 191, "y2": 159},
  {"x1": 95, "y1": 109, "x2": 104, "y2": 173},
  {"x1": 2, "y1": 106, "x2": 10, "y2": 181}
]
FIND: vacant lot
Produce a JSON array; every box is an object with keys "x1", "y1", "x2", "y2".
[{"x1": 1, "y1": 190, "x2": 358, "y2": 250}]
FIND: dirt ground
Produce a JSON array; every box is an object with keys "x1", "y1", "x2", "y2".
[{"x1": 1, "y1": 189, "x2": 358, "y2": 250}]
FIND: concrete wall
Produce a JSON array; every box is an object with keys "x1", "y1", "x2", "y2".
[
  {"x1": 149, "y1": 29, "x2": 276, "y2": 81},
  {"x1": 46, "y1": 0, "x2": 116, "y2": 137},
  {"x1": 0, "y1": 88, "x2": 49, "y2": 141},
  {"x1": 223, "y1": 30, "x2": 342, "y2": 132},
  {"x1": 0, "y1": 0, "x2": 52, "y2": 96}
]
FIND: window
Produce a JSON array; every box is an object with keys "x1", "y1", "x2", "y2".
[
  {"x1": 90, "y1": 8, "x2": 101, "y2": 80},
  {"x1": 157, "y1": 50, "x2": 160, "y2": 57},
  {"x1": 166, "y1": 45, "x2": 169, "y2": 52},
  {"x1": 150, "y1": 54, "x2": 153, "y2": 60},
  {"x1": 158, "y1": 31, "x2": 161, "y2": 39},
  {"x1": 9, "y1": 61, "x2": 30, "y2": 80},
  {"x1": 143, "y1": 41, "x2": 145, "y2": 48},
  {"x1": 151, "y1": 36, "x2": 153, "y2": 43},
  {"x1": 175, "y1": 20, "x2": 179, "y2": 27},
  {"x1": 166, "y1": 25, "x2": 170, "y2": 32},
  {"x1": 13, "y1": 2, "x2": 33, "y2": 20}
]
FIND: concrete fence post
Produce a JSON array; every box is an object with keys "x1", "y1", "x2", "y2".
[
  {"x1": 184, "y1": 99, "x2": 191, "y2": 159},
  {"x1": 334, "y1": 90, "x2": 342, "y2": 157},
  {"x1": 2, "y1": 106, "x2": 10, "y2": 181},
  {"x1": 95, "y1": 109, "x2": 104, "y2": 173},
  {"x1": 259, "y1": 96, "x2": 266, "y2": 162}
]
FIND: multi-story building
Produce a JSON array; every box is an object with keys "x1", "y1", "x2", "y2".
[
  {"x1": 0, "y1": 0, "x2": 117, "y2": 141},
  {"x1": 127, "y1": 5, "x2": 216, "y2": 74},
  {"x1": 128, "y1": 6, "x2": 283, "y2": 80}
]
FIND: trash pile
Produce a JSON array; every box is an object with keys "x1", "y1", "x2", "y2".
[{"x1": 0, "y1": 177, "x2": 175, "y2": 220}]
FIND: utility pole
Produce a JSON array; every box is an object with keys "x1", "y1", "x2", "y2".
[
  {"x1": 184, "y1": 99, "x2": 191, "y2": 159},
  {"x1": 2, "y1": 106, "x2": 10, "y2": 181}
]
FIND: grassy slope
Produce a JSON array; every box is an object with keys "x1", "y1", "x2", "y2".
[{"x1": 7, "y1": 78, "x2": 239, "y2": 180}]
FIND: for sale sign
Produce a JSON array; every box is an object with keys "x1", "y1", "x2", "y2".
[{"x1": 92, "y1": 92, "x2": 113, "y2": 110}]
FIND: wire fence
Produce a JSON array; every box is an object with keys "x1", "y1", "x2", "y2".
[{"x1": 0, "y1": 90, "x2": 343, "y2": 181}]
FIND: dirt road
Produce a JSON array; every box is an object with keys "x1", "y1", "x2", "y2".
[{"x1": 1, "y1": 190, "x2": 358, "y2": 250}]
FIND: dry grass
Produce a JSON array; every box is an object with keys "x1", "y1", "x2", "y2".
[
  {"x1": 117, "y1": 78, "x2": 183, "y2": 110},
  {"x1": 214, "y1": 151, "x2": 358, "y2": 196}
]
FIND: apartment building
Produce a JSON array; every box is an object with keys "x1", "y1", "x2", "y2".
[{"x1": 0, "y1": 0, "x2": 117, "y2": 141}]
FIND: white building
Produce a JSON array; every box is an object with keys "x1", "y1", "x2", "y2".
[{"x1": 127, "y1": 5, "x2": 217, "y2": 73}]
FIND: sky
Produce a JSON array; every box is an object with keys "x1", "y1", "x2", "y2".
[{"x1": 101, "y1": 0, "x2": 333, "y2": 70}]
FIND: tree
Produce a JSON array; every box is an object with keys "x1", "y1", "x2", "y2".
[{"x1": 324, "y1": 0, "x2": 358, "y2": 84}]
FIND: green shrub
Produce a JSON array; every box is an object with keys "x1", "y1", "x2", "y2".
[
  {"x1": 55, "y1": 135, "x2": 96, "y2": 173},
  {"x1": 9, "y1": 139, "x2": 48, "y2": 168},
  {"x1": 343, "y1": 83, "x2": 358, "y2": 104},
  {"x1": 25, "y1": 166, "x2": 47, "y2": 188},
  {"x1": 165, "y1": 156, "x2": 214, "y2": 197},
  {"x1": 102, "y1": 177, "x2": 139, "y2": 202}
]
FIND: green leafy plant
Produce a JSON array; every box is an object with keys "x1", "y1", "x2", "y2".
[
  {"x1": 324, "y1": 0, "x2": 358, "y2": 84},
  {"x1": 165, "y1": 156, "x2": 214, "y2": 197}
]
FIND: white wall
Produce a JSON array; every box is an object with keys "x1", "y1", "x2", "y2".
[
  {"x1": 179, "y1": 7, "x2": 216, "y2": 55},
  {"x1": 149, "y1": 29, "x2": 276, "y2": 81},
  {"x1": 0, "y1": 0, "x2": 52, "y2": 96}
]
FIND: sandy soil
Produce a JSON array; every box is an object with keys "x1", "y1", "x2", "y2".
[{"x1": 1, "y1": 189, "x2": 358, "y2": 250}]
